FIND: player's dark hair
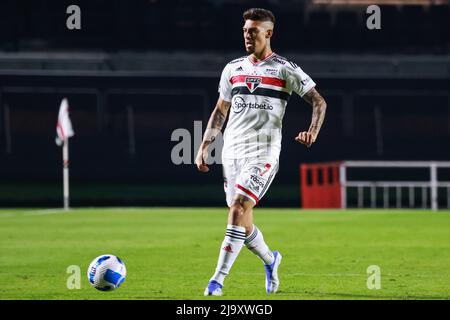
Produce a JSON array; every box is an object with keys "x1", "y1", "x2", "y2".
[{"x1": 243, "y1": 8, "x2": 275, "y2": 24}]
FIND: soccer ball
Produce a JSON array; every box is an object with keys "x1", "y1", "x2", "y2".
[{"x1": 87, "y1": 254, "x2": 126, "y2": 291}]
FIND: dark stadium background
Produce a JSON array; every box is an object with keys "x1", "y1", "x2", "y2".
[{"x1": 0, "y1": 0, "x2": 449, "y2": 207}]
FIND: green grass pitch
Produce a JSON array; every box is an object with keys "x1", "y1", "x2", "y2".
[{"x1": 1, "y1": 208, "x2": 449, "y2": 300}]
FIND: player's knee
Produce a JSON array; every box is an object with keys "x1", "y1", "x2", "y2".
[{"x1": 229, "y1": 202, "x2": 245, "y2": 221}]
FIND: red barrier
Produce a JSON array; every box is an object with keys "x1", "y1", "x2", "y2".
[{"x1": 300, "y1": 162, "x2": 342, "y2": 208}]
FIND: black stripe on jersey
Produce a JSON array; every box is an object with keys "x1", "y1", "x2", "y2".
[{"x1": 231, "y1": 86, "x2": 290, "y2": 101}]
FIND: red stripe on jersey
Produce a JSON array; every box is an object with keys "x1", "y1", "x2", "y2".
[
  {"x1": 230, "y1": 75, "x2": 286, "y2": 88},
  {"x1": 236, "y1": 184, "x2": 259, "y2": 204}
]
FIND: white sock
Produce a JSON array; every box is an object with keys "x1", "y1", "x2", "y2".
[
  {"x1": 210, "y1": 224, "x2": 246, "y2": 286},
  {"x1": 245, "y1": 225, "x2": 275, "y2": 266}
]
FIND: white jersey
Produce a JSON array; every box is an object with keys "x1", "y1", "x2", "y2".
[{"x1": 218, "y1": 53, "x2": 316, "y2": 160}]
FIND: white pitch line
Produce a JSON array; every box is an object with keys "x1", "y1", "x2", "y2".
[
  {"x1": 240, "y1": 272, "x2": 450, "y2": 278},
  {"x1": 0, "y1": 212, "x2": 17, "y2": 217},
  {"x1": 22, "y1": 209, "x2": 69, "y2": 216},
  {"x1": 239, "y1": 272, "x2": 362, "y2": 277},
  {"x1": 97, "y1": 207, "x2": 148, "y2": 212}
]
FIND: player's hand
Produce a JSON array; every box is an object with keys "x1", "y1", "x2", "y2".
[
  {"x1": 195, "y1": 144, "x2": 210, "y2": 173},
  {"x1": 295, "y1": 131, "x2": 316, "y2": 148}
]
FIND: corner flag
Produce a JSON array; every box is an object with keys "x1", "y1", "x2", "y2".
[
  {"x1": 56, "y1": 98, "x2": 74, "y2": 210},
  {"x1": 56, "y1": 98, "x2": 74, "y2": 146}
]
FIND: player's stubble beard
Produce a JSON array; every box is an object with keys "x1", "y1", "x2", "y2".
[
  {"x1": 245, "y1": 43, "x2": 265, "y2": 56},
  {"x1": 246, "y1": 44, "x2": 272, "y2": 59},
  {"x1": 244, "y1": 41, "x2": 256, "y2": 54},
  {"x1": 245, "y1": 37, "x2": 271, "y2": 58}
]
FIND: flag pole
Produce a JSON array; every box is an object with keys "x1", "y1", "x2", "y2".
[
  {"x1": 63, "y1": 138, "x2": 70, "y2": 211},
  {"x1": 56, "y1": 97, "x2": 74, "y2": 211}
]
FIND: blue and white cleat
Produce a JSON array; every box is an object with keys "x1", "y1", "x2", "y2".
[
  {"x1": 264, "y1": 251, "x2": 282, "y2": 294},
  {"x1": 204, "y1": 280, "x2": 223, "y2": 296}
]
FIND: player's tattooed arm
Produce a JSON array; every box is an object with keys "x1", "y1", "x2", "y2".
[
  {"x1": 304, "y1": 88, "x2": 327, "y2": 137},
  {"x1": 203, "y1": 97, "x2": 231, "y2": 145},
  {"x1": 296, "y1": 88, "x2": 327, "y2": 147},
  {"x1": 196, "y1": 97, "x2": 231, "y2": 172}
]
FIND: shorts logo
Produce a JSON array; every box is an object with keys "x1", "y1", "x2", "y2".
[
  {"x1": 250, "y1": 174, "x2": 265, "y2": 189},
  {"x1": 245, "y1": 76, "x2": 261, "y2": 93}
]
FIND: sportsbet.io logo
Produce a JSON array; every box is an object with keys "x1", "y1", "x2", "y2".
[
  {"x1": 232, "y1": 97, "x2": 273, "y2": 114},
  {"x1": 233, "y1": 97, "x2": 247, "y2": 114}
]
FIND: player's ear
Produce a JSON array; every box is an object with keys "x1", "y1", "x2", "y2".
[{"x1": 266, "y1": 28, "x2": 273, "y2": 39}]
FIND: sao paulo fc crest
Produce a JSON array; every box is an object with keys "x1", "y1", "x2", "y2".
[{"x1": 245, "y1": 76, "x2": 261, "y2": 93}]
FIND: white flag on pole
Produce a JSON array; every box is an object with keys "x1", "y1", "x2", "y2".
[
  {"x1": 55, "y1": 98, "x2": 74, "y2": 210},
  {"x1": 56, "y1": 98, "x2": 74, "y2": 146}
]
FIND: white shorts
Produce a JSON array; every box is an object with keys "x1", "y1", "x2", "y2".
[{"x1": 222, "y1": 157, "x2": 279, "y2": 207}]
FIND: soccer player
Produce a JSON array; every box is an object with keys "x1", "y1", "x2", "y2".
[{"x1": 195, "y1": 8, "x2": 327, "y2": 296}]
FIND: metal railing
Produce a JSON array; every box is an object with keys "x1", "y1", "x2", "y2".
[{"x1": 340, "y1": 161, "x2": 450, "y2": 211}]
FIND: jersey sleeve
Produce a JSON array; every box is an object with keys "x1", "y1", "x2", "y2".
[
  {"x1": 218, "y1": 64, "x2": 232, "y2": 102},
  {"x1": 283, "y1": 62, "x2": 316, "y2": 97}
]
